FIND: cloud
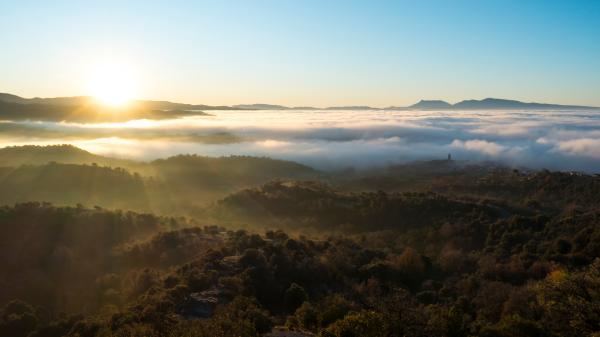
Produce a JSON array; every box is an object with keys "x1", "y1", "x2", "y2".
[
  {"x1": 470, "y1": 121, "x2": 547, "y2": 138},
  {"x1": 551, "y1": 138, "x2": 600, "y2": 159},
  {"x1": 2, "y1": 108, "x2": 600, "y2": 172},
  {"x1": 450, "y1": 139, "x2": 506, "y2": 156}
]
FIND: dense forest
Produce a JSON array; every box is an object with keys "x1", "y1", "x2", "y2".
[
  {"x1": 0, "y1": 145, "x2": 318, "y2": 212},
  {"x1": 1, "y1": 145, "x2": 599, "y2": 337}
]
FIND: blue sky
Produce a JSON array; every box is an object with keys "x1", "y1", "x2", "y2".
[{"x1": 1, "y1": 0, "x2": 599, "y2": 106}]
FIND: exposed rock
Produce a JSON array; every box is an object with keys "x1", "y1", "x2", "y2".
[{"x1": 178, "y1": 289, "x2": 220, "y2": 318}]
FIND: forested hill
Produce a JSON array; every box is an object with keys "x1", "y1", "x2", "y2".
[
  {"x1": 1, "y1": 201, "x2": 599, "y2": 337},
  {"x1": 1, "y1": 145, "x2": 600, "y2": 336},
  {"x1": 0, "y1": 145, "x2": 136, "y2": 168},
  {"x1": 0, "y1": 163, "x2": 149, "y2": 210},
  {"x1": 150, "y1": 154, "x2": 318, "y2": 193},
  {"x1": 0, "y1": 203, "x2": 193, "y2": 315},
  {"x1": 0, "y1": 145, "x2": 320, "y2": 213},
  {"x1": 214, "y1": 169, "x2": 600, "y2": 231},
  {"x1": 214, "y1": 181, "x2": 503, "y2": 232}
]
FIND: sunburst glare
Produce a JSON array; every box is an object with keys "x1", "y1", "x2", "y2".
[{"x1": 87, "y1": 62, "x2": 138, "y2": 107}]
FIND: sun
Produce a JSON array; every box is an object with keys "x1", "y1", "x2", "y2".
[{"x1": 87, "y1": 63, "x2": 138, "y2": 107}]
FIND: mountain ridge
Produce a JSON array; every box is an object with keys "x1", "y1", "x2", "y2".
[{"x1": 1, "y1": 93, "x2": 597, "y2": 111}]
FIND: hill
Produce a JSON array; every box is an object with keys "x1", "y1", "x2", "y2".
[
  {"x1": 0, "y1": 94, "x2": 228, "y2": 122},
  {"x1": 0, "y1": 144, "x2": 137, "y2": 168},
  {"x1": 0, "y1": 163, "x2": 149, "y2": 209},
  {"x1": 0, "y1": 203, "x2": 191, "y2": 315},
  {"x1": 0, "y1": 145, "x2": 320, "y2": 213},
  {"x1": 0, "y1": 93, "x2": 32, "y2": 104},
  {"x1": 2, "y1": 192, "x2": 600, "y2": 336},
  {"x1": 148, "y1": 154, "x2": 320, "y2": 210},
  {"x1": 214, "y1": 180, "x2": 500, "y2": 232},
  {"x1": 0, "y1": 93, "x2": 92, "y2": 105},
  {"x1": 0, "y1": 149, "x2": 597, "y2": 336}
]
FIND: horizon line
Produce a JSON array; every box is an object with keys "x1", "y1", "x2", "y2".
[{"x1": 1, "y1": 92, "x2": 598, "y2": 110}]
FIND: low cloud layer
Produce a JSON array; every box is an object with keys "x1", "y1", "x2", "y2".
[{"x1": 1, "y1": 109, "x2": 600, "y2": 172}]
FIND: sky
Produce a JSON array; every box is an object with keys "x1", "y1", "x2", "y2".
[{"x1": 1, "y1": 0, "x2": 599, "y2": 107}]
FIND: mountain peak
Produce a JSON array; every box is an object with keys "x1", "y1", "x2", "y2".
[{"x1": 409, "y1": 100, "x2": 452, "y2": 109}]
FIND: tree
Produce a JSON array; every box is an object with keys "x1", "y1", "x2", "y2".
[
  {"x1": 320, "y1": 311, "x2": 387, "y2": 337},
  {"x1": 284, "y1": 283, "x2": 308, "y2": 313},
  {"x1": 0, "y1": 300, "x2": 39, "y2": 337}
]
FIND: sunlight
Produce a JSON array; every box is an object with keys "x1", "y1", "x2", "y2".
[{"x1": 87, "y1": 62, "x2": 138, "y2": 107}]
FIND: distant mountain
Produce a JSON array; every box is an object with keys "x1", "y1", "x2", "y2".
[
  {"x1": 0, "y1": 93, "x2": 597, "y2": 117},
  {"x1": 325, "y1": 106, "x2": 378, "y2": 110},
  {"x1": 0, "y1": 93, "x2": 91, "y2": 105},
  {"x1": 232, "y1": 104, "x2": 289, "y2": 110},
  {"x1": 290, "y1": 106, "x2": 319, "y2": 110},
  {"x1": 452, "y1": 98, "x2": 596, "y2": 110},
  {"x1": 0, "y1": 94, "x2": 226, "y2": 122},
  {"x1": 232, "y1": 104, "x2": 380, "y2": 110},
  {"x1": 393, "y1": 98, "x2": 597, "y2": 110},
  {"x1": 409, "y1": 100, "x2": 453, "y2": 110},
  {"x1": 140, "y1": 100, "x2": 235, "y2": 111},
  {"x1": 0, "y1": 93, "x2": 31, "y2": 104},
  {"x1": 0, "y1": 93, "x2": 240, "y2": 120},
  {"x1": 0, "y1": 93, "x2": 241, "y2": 110},
  {"x1": 222, "y1": 99, "x2": 599, "y2": 111}
]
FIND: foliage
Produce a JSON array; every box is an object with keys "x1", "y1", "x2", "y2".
[{"x1": 0, "y1": 148, "x2": 600, "y2": 336}]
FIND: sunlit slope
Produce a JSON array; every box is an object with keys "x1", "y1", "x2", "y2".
[
  {"x1": 0, "y1": 145, "x2": 320, "y2": 213},
  {"x1": 0, "y1": 144, "x2": 139, "y2": 168},
  {"x1": 147, "y1": 154, "x2": 320, "y2": 213},
  {"x1": 149, "y1": 154, "x2": 319, "y2": 199}
]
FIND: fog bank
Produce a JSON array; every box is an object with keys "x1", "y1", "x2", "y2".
[{"x1": 2, "y1": 109, "x2": 600, "y2": 172}]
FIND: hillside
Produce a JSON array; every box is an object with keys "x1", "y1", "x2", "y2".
[
  {"x1": 213, "y1": 181, "x2": 502, "y2": 232},
  {"x1": 0, "y1": 145, "x2": 320, "y2": 213},
  {"x1": 0, "y1": 203, "x2": 192, "y2": 315},
  {"x1": 1, "y1": 196, "x2": 599, "y2": 336},
  {"x1": 0, "y1": 163, "x2": 149, "y2": 209},
  {"x1": 146, "y1": 154, "x2": 320, "y2": 213},
  {"x1": 0, "y1": 144, "x2": 136, "y2": 168},
  {"x1": 0, "y1": 145, "x2": 599, "y2": 336}
]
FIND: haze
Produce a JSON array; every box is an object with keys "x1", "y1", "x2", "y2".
[
  {"x1": 4, "y1": 2, "x2": 600, "y2": 337},
  {"x1": 1, "y1": 108, "x2": 600, "y2": 172}
]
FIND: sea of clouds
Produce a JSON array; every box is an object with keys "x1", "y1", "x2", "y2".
[{"x1": 2, "y1": 109, "x2": 600, "y2": 172}]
